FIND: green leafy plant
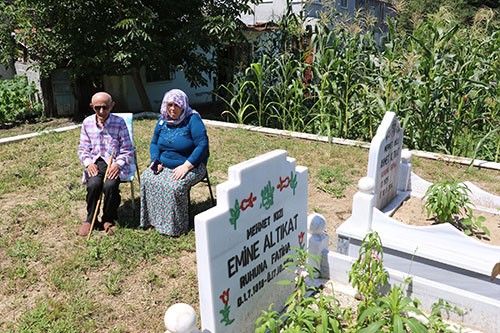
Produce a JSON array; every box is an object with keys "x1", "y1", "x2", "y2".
[
  {"x1": 426, "y1": 298, "x2": 465, "y2": 332},
  {"x1": 103, "y1": 270, "x2": 123, "y2": 296},
  {"x1": 219, "y1": 3, "x2": 499, "y2": 162},
  {"x1": 423, "y1": 177, "x2": 490, "y2": 236},
  {"x1": 356, "y1": 284, "x2": 428, "y2": 333},
  {"x1": 348, "y1": 231, "x2": 388, "y2": 305},
  {"x1": 255, "y1": 247, "x2": 345, "y2": 332},
  {"x1": 255, "y1": 231, "x2": 462, "y2": 332},
  {"x1": 349, "y1": 232, "x2": 457, "y2": 332},
  {"x1": 0, "y1": 75, "x2": 43, "y2": 123}
]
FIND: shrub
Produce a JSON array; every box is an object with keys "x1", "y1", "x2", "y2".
[
  {"x1": 255, "y1": 232, "x2": 459, "y2": 332},
  {"x1": 348, "y1": 231, "x2": 388, "y2": 305},
  {"x1": 0, "y1": 75, "x2": 43, "y2": 123},
  {"x1": 255, "y1": 248, "x2": 346, "y2": 332},
  {"x1": 423, "y1": 177, "x2": 490, "y2": 236}
]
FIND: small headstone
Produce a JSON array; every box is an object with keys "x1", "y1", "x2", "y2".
[
  {"x1": 195, "y1": 150, "x2": 308, "y2": 333},
  {"x1": 367, "y1": 112, "x2": 403, "y2": 209}
]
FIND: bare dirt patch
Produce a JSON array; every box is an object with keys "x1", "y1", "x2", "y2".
[
  {"x1": 316, "y1": 184, "x2": 500, "y2": 249},
  {"x1": 392, "y1": 196, "x2": 500, "y2": 246}
]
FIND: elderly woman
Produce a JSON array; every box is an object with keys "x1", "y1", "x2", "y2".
[{"x1": 140, "y1": 89, "x2": 209, "y2": 236}]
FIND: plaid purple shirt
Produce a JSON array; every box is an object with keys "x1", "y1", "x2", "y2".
[{"x1": 78, "y1": 114, "x2": 133, "y2": 181}]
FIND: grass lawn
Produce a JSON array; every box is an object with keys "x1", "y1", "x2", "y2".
[{"x1": 1, "y1": 118, "x2": 499, "y2": 332}]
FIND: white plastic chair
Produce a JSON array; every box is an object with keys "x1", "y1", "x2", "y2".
[{"x1": 115, "y1": 113, "x2": 140, "y2": 214}]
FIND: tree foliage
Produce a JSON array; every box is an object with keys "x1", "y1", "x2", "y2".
[{"x1": 0, "y1": 0, "x2": 259, "y2": 87}]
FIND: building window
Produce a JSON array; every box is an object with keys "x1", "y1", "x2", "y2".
[
  {"x1": 340, "y1": 0, "x2": 347, "y2": 8},
  {"x1": 145, "y1": 65, "x2": 176, "y2": 83}
]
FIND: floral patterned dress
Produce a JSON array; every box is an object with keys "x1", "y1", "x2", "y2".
[{"x1": 140, "y1": 163, "x2": 206, "y2": 236}]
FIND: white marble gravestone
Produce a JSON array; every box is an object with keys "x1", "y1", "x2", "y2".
[
  {"x1": 334, "y1": 111, "x2": 500, "y2": 331},
  {"x1": 367, "y1": 111, "x2": 404, "y2": 210},
  {"x1": 195, "y1": 150, "x2": 308, "y2": 333}
]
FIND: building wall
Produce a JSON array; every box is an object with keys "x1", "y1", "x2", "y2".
[
  {"x1": 103, "y1": 68, "x2": 214, "y2": 113},
  {"x1": 241, "y1": 0, "x2": 394, "y2": 29},
  {"x1": 0, "y1": 64, "x2": 15, "y2": 79},
  {"x1": 240, "y1": 0, "x2": 306, "y2": 25}
]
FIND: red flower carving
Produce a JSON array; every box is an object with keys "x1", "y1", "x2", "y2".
[
  {"x1": 277, "y1": 176, "x2": 290, "y2": 191},
  {"x1": 298, "y1": 231, "x2": 305, "y2": 247},
  {"x1": 240, "y1": 192, "x2": 257, "y2": 211},
  {"x1": 219, "y1": 288, "x2": 230, "y2": 305}
]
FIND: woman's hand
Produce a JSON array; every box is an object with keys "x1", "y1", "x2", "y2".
[
  {"x1": 172, "y1": 161, "x2": 193, "y2": 180},
  {"x1": 150, "y1": 160, "x2": 163, "y2": 175}
]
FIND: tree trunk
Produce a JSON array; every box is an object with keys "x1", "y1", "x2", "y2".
[
  {"x1": 40, "y1": 77, "x2": 54, "y2": 118},
  {"x1": 131, "y1": 68, "x2": 152, "y2": 112},
  {"x1": 74, "y1": 77, "x2": 102, "y2": 121}
]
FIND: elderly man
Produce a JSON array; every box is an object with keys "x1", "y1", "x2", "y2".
[{"x1": 77, "y1": 92, "x2": 133, "y2": 236}]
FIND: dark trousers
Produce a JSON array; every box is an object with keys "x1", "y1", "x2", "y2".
[{"x1": 85, "y1": 158, "x2": 121, "y2": 223}]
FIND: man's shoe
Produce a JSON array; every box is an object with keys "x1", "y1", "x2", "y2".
[
  {"x1": 78, "y1": 222, "x2": 92, "y2": 237},
  {"x1": 103, "y1": 222, "x2": 117, "y2": 235}
]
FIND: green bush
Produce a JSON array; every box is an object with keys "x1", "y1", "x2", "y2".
[
  {"x1": 255, "y1": 232, "x2": 459, "y2": 332},
  {"x1": 0, "y1": 75, "x2": 43, "y2": 123},
  {"x1": 423, "y1": 177, "x2": 490, "y2": 236}
]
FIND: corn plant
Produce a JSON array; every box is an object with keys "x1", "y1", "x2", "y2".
[
  {"x1": 219, "y1": 4, "x2": 499, "y2": 162},
  {"x1": 472, "y1": 127, "x2": 500, "y2": 163},
  {"x1": 219, "y1": 79, "x2": 259, "y2": 125}
]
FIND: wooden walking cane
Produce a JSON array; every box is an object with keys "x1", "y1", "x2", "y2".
[{"x1": 87, "y1": 151, "x2": 115, "y2": 240}]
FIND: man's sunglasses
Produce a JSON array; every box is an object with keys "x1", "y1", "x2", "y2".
[{"x1": 94, "y1": 105, "x2": 110, "y2": 111}]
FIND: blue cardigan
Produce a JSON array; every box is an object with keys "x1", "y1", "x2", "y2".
[{"x1": 149, "y1": 113, "x2": 209, "y2": 169}]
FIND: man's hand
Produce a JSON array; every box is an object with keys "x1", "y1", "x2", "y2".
[
  {"x1": 107, "y1": 163, "x2": 121, "y2": 179},
  {"x1": 86, "y1": 163, "x2": 98, "y2": 177}
]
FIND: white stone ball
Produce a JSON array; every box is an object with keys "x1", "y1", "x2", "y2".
[
  {"x1": 164, "y1": 303, "x2": 197, "y2": 333},
  {"x1": 307, "y1": 213, "x2": 326, "y2": 234},
  {"x1": 401, "y1": 149, "x2": 412, "y2": 163},
  {"x1": 358, "y1": 177, "x2": 375, "y2": 194}
]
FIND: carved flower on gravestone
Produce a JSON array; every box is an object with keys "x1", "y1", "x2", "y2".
[
  {"x1": 290, "y1": 171, "x2": 298, "y2": 195},
  {"x1": 298, "y1": 231, "x2": 305, "y2": 249},
  {"x1": 260, "y1": 181, "x2": 275, "y2": 210},
  {"x1": 229, "y1": 200, "x2": 240, "y2": 230},
  {"x1": 219, "y1": 288, "x2": 230, "y2": 305},
  {"x1": 219, "y1": 288, "x2": 235, "y2": 326},
  {"x1": 277, "y1": 175, "x2": 290, "y2": 191},
  {"x1": 241, "y1": 192, "x2": 257, "y2": 211}
]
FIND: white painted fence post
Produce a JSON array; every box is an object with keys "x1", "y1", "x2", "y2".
[
  {"x1": 164, "y1": 303, "x2": 200, "y2": 333},
  {"x1": 351, "y1": 177, "x2": 375, "y2": 232},
  {"x1": 398, "y1": 149, "x2": 412, "y2": 192},
  {"x1": 307, "y1": 213, "x2": 329, "y2": 278}
]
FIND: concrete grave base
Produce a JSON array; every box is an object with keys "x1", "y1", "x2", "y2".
[{"x1": 324, "y1": 251, "x2": 500, "y2": 333}]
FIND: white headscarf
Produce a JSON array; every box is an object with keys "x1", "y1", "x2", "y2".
[{"x1": 160, "y1": 89, "x2": 194, "y2": 126}]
